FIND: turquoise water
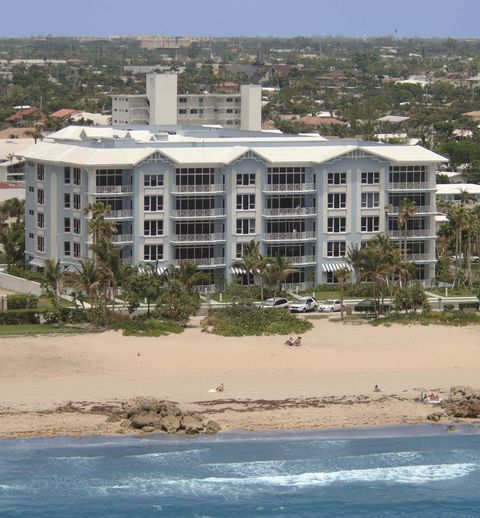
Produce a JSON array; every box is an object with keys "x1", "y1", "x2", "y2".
[{"x1": 1, "y1": 426, "x2": 480, "y2": 517}]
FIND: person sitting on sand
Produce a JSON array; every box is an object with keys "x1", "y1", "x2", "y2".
[
  {"x1": 285, "y1": 337, "x2": 294, "y2": 346},
  {"x1": 294, "y1": 336, "x2": 302, "y2": 346},
  {"x1": 374, "y1": 384, "x2": 381, "y2": 392},
  {"x1": 216, "y1": 383, "x2": 224, "y2": 392}
]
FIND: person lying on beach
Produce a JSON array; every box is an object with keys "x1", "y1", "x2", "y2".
[
  {"x1": 293, "y1": 337, "x2": 302, "y2": 346},
  {"x1": 285, "y1": 337, "x2": 295, "y2": 346},
  {"x1": 215, "y1": 383, "x2": 224, "y2": 392},
  {"x1": 374, "y1": 385, "x2": 381, "y2": 392}
]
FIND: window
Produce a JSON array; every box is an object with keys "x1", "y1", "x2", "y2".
[
  {"x1": 29, "y1": 209, "x2": 34, "y2": 216},
  {"x1": 361, "y1": 171, "x2": 380, "y2": 184},
  {"x1": 144, "y1": 220, "x2": 163, "y2": 236},
  {"x1": 64, "y1": 241, "x2": 71, "y2": 256},
  {"x1": 37, "y1": 236, "x2": 44, "y2": 252},
  {"x1": 64, "y1": 193, "x2": 71, "y2": 209},
  {"x1": 236, "y1": 194, "x2": 255, "y2": 210},
  {"x1": 236, "y1": 173, "x2": 255, "y2": 186},
  {"x1": 179, "y1": 109, "x2": 187, "y2": 114},
  {"x1": 361, "y1": 216, "x2": 380, "y2": 232},
  {"x1": 236, "y1": 219, "x2": 255, "y2": 234},
  {"x1": 327, "y1": 172, "x2": 346, "y2": 185},
  {"x1": 327, "y1": 217, "x2": 346, "y2": 233},
  {"x1": 37, "y1": 189, "x2": 44, "y2": 205},
  {"x1": 327, "y1": 241, "x2": 346, "y2": 257},
  {"x1": 29, "y1": 232, "x2": 34, "y2": 239},
  {"x1": 64, "y1": 167, "x2": 71, "y2": 184},
  {"x1": 73, "y1": 167, "x2": 81, "y2": 186},
  {"x1": 327, "y1": 193, "x2": 346, "y2": 209},
  {"x1": 179, "y1": 97, "x2": 187, "y2": 103},
  {"x1": 144, "y1": 244, "x2": 163, "y2": 261},
  {"x1": 190, "y1": 109, "x2": 198, "y2": 114},
  {"x1": 236, "y1": 243, "x2": 244, "y2": 259},
  {"x1": 36, "y1": 163, "x2": 45, "y2": 181},
  {"x1": 144, "y1": 174, "x2": 164, "y2": 187},
  {"x1": 28, "y1": 186, "x2": 34, "y2": 193},
  {"x1": 361, "y1": 192, "x2": 380, "y2": 208},
  {"x1": 73, "y1": 194, "x2": 81, "y2": 210},
  {"x1": 73, "y1": 242, "x2": 81, "y2": 258},
  {"x1": 37, "y1": 212, "x2": 44, "y2": 229},
  {"x1": 64, "y1": 217, "x2": 71, "y2": 233},
  {"x1": 144, "y1": 196, "x2": 163, "y2": 212},
  {"x1": 73, "y1": 218, "x2": 81, "y2": 235}
]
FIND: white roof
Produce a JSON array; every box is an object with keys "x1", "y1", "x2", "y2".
[
  {"x1": 0, "y1": 138, "x2": 36, "y2": 160},
  {"x1": 377, "y1": 115, "x2": 410, "y2": 123},
  {"x1": 436, "y1": 183, "x2": 480, "y2": 195},
  {"x1": 0, "y1": 187, "x2": 25, "y2": 202}
]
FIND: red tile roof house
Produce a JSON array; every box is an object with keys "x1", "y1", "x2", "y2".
[
  {"x1": 50, "y1": 108, "x2": 80, "y2": 119},
  {"x1": 5, "y1": 107, "x2": 38, "y2": 126},
  {"x1": 296, "y1": 116, "x2": 347, "y2": 129}
]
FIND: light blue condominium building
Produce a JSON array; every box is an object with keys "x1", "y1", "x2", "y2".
[{"x1": 21, "y1": 126, "x2": 447, "y2": 289}]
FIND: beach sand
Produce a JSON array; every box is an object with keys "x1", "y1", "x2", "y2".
[{"x1": 1, "y1": 318, "x2": 479, "y2": 438}]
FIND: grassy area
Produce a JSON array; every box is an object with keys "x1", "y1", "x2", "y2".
[
  {"x1": 371, "y1": 311, "x2": 480, "y2": 327},
  {"x1": 113, "y1": 319, "x2": 185, "y2": 337},
  {"x1": 428, "y1": 287, "x2": 480, "y2": 297},
  {"x1": 0, "y1": 324, "x2": 95, "y2": 336},
  {"x1": 36, "y1": 295, "x2": 75, "y2": 310},
  {"x1": 202, "y1": 306, "x2": 313, "y2": 336}
]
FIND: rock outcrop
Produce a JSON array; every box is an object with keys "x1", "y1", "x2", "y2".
[
  {"x1": 123, "y1": 398, "x2": 220, "y2": 435},
  {"x1": 442, "y1": 386, "x2": 480, "y2": 418}
]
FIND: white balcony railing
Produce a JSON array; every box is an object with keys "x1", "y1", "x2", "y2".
[
  {"x1": 263, "y1": 207, "x2": 316, "y2": 217},
  {"x1": 111, "y1": 234, "x2": 133, "y2": 243},
  {"x1": 171, "y1": 208, "x2": 225, "y2": 218},
  {"x1": 171, "y1": 233, "x2": 226, "y2": 242},
  {"x1": 289, "y1": 255, "x2": 317, "y2": 264},
  {"x1": 387, "y1": 205, "x2": 436, "y2": 214},
  {"x1": 171, "y1": 184, "x2": 225, "y2": 193},
  {"x1": 389, "y1": 230, "x2": 433, "y2": 238},
  {"x1": 171, "y1": 257, "x2": 225, "y2": 266},
  {"x1": 263, "y1": 231, "x2": 316, "y2": 241},
  {"x1": 93, "y1": 185, "x2": 133, "y2": 194},
  {"x1": 387, "y1": 182, "x2": 434, "y2": 191},
  {"x1": 105, "y1": 210, "x2": 133, "y2": 219},
  {"x1": 405, "y1": 253, "x2": 432, "y2": 261},
  {"x1": 263, "y1": 183, "x2": 316, "y2": 193}
]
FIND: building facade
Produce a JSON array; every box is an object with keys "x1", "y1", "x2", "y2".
[
  {"x1": 21, "y1": 126, "x2": 446, "y2": 289},
  {"x1": 112, "y1": 73, "x2": 262, "y2": 131}
]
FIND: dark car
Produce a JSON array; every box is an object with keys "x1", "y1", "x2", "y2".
[{"x1": 354, "y1": 299, "x2": 391, "y2": 313}]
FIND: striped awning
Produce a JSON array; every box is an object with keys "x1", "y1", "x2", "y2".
[
  {"x1": 138, "y1": 265, "x2": 166, "y2": 275},
  {"x1": 322, "y1": 262, "x2": 352, "y2": 273},
  {"x1": 231, "y1": 267, "x2": 260, "y2": 275}
]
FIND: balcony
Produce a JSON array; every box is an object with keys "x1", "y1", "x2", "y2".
[
  {"x1": 263, "y1": 207, "x2": 316, "y2": 217},
  {"x1": 289, "y1": 255, "x2": 317, "y2": 265},
  {"x1": 263, "y1": 183, "x2": 316, "y2": 193},
  {"x1": 105, "y1": 210, "x2": 133, "y2": 219},
  {"x1": 389, "y1": 230, "x2": 435, "y2": 239},
  {"x1": 92, "y1": 185, "x2": 133, "y2": 195},
  {"x1": 171, "y1": 208, "x2": 225, "y2": 219},
  {"x1": 171, "y1": 233, "x2": 226, "y2": 243},
  {"x1": 263, "y1": 231, "x2": 316, "y2": 242},
  {"x1": 171, "y1": 184, "x2": 225, "y2": 194},
  {"x1": 405, "y1": 253, "x2": 434, "y2": 262},
  {"x1": 111, "y1": 234, "x2": 134, "y2": 244},
  {"x1": 387, "y1": 205, "x2": 437, "y2": 214},
  {"x1": 171, "y1": 257, "x2": 226, "y2": 267},
  {"x1": 387, "y1": 182, "x2": 435, "y2": 191}
]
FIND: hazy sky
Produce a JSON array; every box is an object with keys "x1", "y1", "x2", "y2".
[{"x1": 1, "y1": 0, "x2": 479, "y2": 38}]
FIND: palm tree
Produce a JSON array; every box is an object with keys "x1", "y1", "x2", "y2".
[
  {"x1": 1, "y1": 198, "x2": 25, "y2": 224},
  {"x1": 63, "y1": 259, "x2": 102, "y2": 302},
  {"x1": 449, "y1": 204, "x2": 466, "y2": 287},
  {"x1": 25, "y1": 128, "x2": 44, "y2": 144},
  {"x1": 265, "y1": 255, "x2": 298, "y2": 300},
  {"x1": 42, "y1": 258, "x2": 62, "y2": 309},
  {"x1": 0, "y1": 223, "x2": 24, "y2": 263},
  {"x1": 83, "y1": 202, "x2": 115, "y2": 250},
  {"x1": 231, "y1": 239, "x2": 261, "y2": 290},
  {"x1": 163, "y1": 262, "x2": 211, "y2": 294},
  {"x1": 333, "y1": 267, "x2": 350, "y2": 321},
  {"x1": 397, "y1": 198, "x2": 416, "y2": 260}
]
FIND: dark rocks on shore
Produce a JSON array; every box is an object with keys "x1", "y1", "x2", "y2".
[
  {"x1": 442, "y1": 386, "x2": 480, "y2": 419},
  {"x1": 123, "y1": 397, "x2": 220, "y2": 435}
]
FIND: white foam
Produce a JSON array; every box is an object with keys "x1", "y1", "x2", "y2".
[{"x1": 125, "y1": 448, "x2": 209, "y2": 459}]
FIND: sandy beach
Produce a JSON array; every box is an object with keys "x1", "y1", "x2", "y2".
[{"x1": 1, "y1": 318, "x2": 480, "y2": 438}]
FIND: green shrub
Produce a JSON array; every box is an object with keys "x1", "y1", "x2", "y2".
[
  {"x1": 202, "y1": 305, "x2": 313, "y2": 336},
  {"x1": 5, "y1": 264, "x2": 44, "y2": 283},
  {"x1": 6, "y1": 294, "x2": 38, "y2": 309},
  {"x1": 112, "y1": 319, "x2": 184, "y2": 337},
  {"x1": 443, "y1": 304, "x2": 455, "y2": 312},
  {"x1": 42, "y1": 308, "x2": 89, "y2": 324},
  {"x1": 459, "y1": 302, "x2": 479, "y2": 311},
  {"x1": 371, "y1": 311, "x2": 480, "y2": 327},
  {"x1": 0, "y1": 309, "x2": 41, "y2": 324}
]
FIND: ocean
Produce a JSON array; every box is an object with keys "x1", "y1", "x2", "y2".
[{"x1": 1, "y1": 425, "x2": 479, "y2": 517}]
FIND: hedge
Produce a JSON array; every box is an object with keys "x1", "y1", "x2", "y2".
[
  {"x1": 6, "y1": 294, "x2": 38, "y2": 310},
  {"x1": 0, "y1": 308, "x2": 89, "y2": 325},
  {"x1": 459, "y1": 302, "x2": 480, "y2": 311}
]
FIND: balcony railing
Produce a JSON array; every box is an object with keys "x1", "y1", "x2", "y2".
[
  {"x1": 263, "y1": 207, "x2": 316, "y2": 217},
  {"x1": 171, "y1": 233, "x2": 226, "y2": 242},
  {"x1": 263, "y1": 231, "x2": 316, "y2": 241},
  {"x1": 172, "y1": 257, "x2": 225, "y2": 266},
  {"x1": 263, "y1": 183, "x2": 316, "y2": 193},
  {"x1": 111, "y1": 234, "x2": 133, "y2": 243},
  {"x1": 171, "y1": 184, "x2": 225, "y2": 194},
  {"x1": 387, "y1": 182, "x2": 434, "y2": 191},
  {"x1": 121, "y1": 257, "x2": 133, "y2": 265},
  {"x1": 289, "y1": 255, "x2": 317, "y2": 264},
  {"x1": 405, "y1": 253, "x2": 432, "y2": 261},
  {"x1": 389, "y1": 229, "x2": 434, "y2": 238},
  {"x1": 387, "y1": 205, "x2": 436, "y2": 214},
  {"x1": 93, "y1": 185, "x2": 133, "y2": 194},
  {"x1": 171, "y1": 208, "x2": 225, "y2": 218},
  {"x1": 105, "y1": 210, "x2": 133, "y2": 219}
]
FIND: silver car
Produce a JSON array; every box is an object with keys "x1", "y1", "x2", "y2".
[
  {"x1": 290, "y1": 296, "x2": 317, "y2": 313},
  {"x1": 262, "y1": 297, "x2": 289, "y2": 309}
]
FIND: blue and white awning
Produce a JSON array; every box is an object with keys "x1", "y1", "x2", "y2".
[
  {"x1": 138, "y1": 264, "x2": 167, "y2": 275},
  {"x1": 322, "y1": 262, "x2": 352, "y2": 273},
  {"x1": 231, "y1": 267, "x2": 260, "y2": 275}
]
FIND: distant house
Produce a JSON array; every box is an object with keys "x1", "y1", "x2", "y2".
[
  {"x1": 0, "y1": 127, "x2": 35, "y2": 139},
  {"x1": 296, "y1": 115, "x2": 347, "y2": 129},
  {"x1": 5, "y1": 107, "x2": 38, "y2": 126},
  {"x1": 50, "y1": 108, "x2": 80, "y2": 119},
  {"x1": 436, "y1": 183, "x2": 480, "y2": 205},
  {"x1": 462, "y1": 111, "x2": 480, "y2": 123}
]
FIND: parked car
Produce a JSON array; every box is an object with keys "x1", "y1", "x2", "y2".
[
  {"x1": 290, "y1": 296, "x2": 317, "y2": 313},
  {"x1": 354, "y1": 299, "x2": 391, "y2": 313},
  {"x1": 317, "y1": 299, "x2": 344, "y2": 312},
  {"x1": 262, "y1": 297, "x2": 289, "y2": 309}
]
